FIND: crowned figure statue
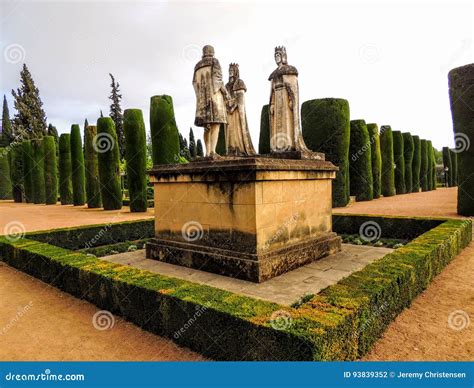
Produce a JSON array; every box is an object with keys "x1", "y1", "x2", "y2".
[
  {"x1": 192, "y1": 45, "x2": 230, "y2": 157},
  {"x1": 225, "y1": 63, "x2": 256, "y2": 156},
  {"x1": 268, "y1": 46, "x2": 312, "y2": 156}
]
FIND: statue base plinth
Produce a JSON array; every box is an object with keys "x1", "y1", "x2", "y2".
[
  {"x1": 269, "y1": 150, "x2": 325, "y2": 160},
  {"x1": 146, "y1": 157, "x2": 341, "y2": 283}
]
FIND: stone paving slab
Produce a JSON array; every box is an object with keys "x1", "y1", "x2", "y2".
[{"x1": 100, "y1": 244, "x2": 393, "y2": 306}]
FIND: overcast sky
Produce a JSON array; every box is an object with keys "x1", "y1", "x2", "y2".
[{"x1": 1, "y1": 0, "x2": 473, "y2": 149}]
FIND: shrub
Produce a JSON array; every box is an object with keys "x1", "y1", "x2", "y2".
[
  {"x1": 58, "y1": 134, "x2": 73, "y2": 205},
  {"x1": 22, "y1": 140, "x2": 34, "y2": 203},
  {"x1": 412, "y1": 135, "x2": 421, "y2": 192},
  {"x1": 380, "y1": 125, "x2": 396, "y2": 197},
  {"x1": 97, "y1": 117, "x2": 122, "y2": 210},
  {"x1": 31, "y1": 138, "x2": 45, "y2": 204},
  {"x1": 402, "y1": 133, "x2": 414, "y2": 193},
  {"x1": 9, "y1": 144, "x2": 23, "y2": 202},
  {"x1": 349, "y1": 119, "x2": 373, "y2": 201},
  {"x1": 449, "y1": 149, "x2": 458, "y2": 186},
  {"x1": 124, "y1": 109, "x2": 148, "y2": 212},
  {"x1": 150, "y1": 95, "x2": 181, "y2": 165},
  {"x1": 420, "y1": 139, "x2": 429, "y2": 191},
  {"x1": 392, "y1": 131, "x2": 406, "y2": 194},
  {"x1": 367, "y1": 124, "x2": 382, "y2": 199},
  {"x1": 449, "y1": 64, "x2": 474, "y2": 215},
  {"x1": 43, "y1": 136, "x2": 58, "y2": 205},
  {"x1": 84, "y1": 125, "x2": 102, "y2": 208},
  {"x1": 301, "y1": 98, "x2": 351, "y2": 207},
  {"x1": 442, "y1": 146, "x2": 452, "y2": 187},
  {"x1": 431, "y1": 146, "x2": 437, "y2": 190},
  {"x1": 70, "y1": 124, "x2": 86, "y2": 205},
  {"x1": 258, "y1": 105, "x2": 270, "y2": 154},
  {"x1": 426, "y1": 140, "x2": 433, "y2": 190},
  {"x1": 0, "y1": 148, "x2": 12, "y2": 199}
]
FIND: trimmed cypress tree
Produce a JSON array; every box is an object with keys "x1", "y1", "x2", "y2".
[
  {"x1": 449, "y1": 64, "x2": 474, "y2": 215},
  {"x1": 420, "y1": 140, "x2": 429, "y2": 191},
  {"x1": 348, "y1": 120, "x2": 373, "y2": 201},
  {"x1": 449, "y1": 149, "x2": 458, "y2": 186},
  {"x1": 84, "y1": 125, "x2": 102, "y2": 208},
  {"x1": 150, "y1": 95, "x2": 181, "y2": 165},
  {"x1": 380, "y1": 126, "x2": 396, "y2": 197},
  {"x1": 31, "y1": 138, "x2": 45, "y2": 204},
  {"x1": 392, "y1": 131, "x2": 406, "y2": 194},
  {"x1": 70, "y1": 124, "x2": 86, "y2": 205},
  {"x1": 216, "y1": 124, "x2": 226, "y2": 156},
  {"x1": 402, "y1": 133, "x2": 414, "y2": 193},
  {"x1": 189, "y1": 128, "x2": 197, "y2": 158},
  {"x1": 43, "y1": 136, "x2": 58, "y2": 205},
  {"x1": 412, "y1": 135, "x2": 421, "y2": 192},
  {"x1": 301, "y1": 98, "x2": 351, "y2": 207},
  {"x1": 0, "y1": 148, "x2": 12, "y2": 199},
  {"x1": 9, "y1": 144, "x2": 23, "y2": 202},
  {"x1": 431, "y1": 146, "x2": 437, "y2": 190},
  {"x1": 259, "y1": 104, "x2": 270, "y2": 154},
  {"x1": 426, "y1": 140, "x2": 433, "y2": 190},
  {"x1": 97, "y1": 117, "x2": 122, "y2": 210},
  {"x1": 123, "y1": 109, "x2": 148, "y2": 212},
  {"x1": 58, "y1": 134, "x2": 73, "y2": 205},
  {"x1": 367, "y1": 123, "x2": 382, "y2": 199},
  {"x1": 196, "y1": 139, "x2": 204, "y2": 157},
  {"x1": 442, "y1": 147, "x2": 452, "y2": 187},
  {"x1": 22, "y1": 140, "x2": 34, "y2": 203}
]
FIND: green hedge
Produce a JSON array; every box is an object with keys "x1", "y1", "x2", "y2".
[
  {"x1": 97, "y1": 117, "x2": 122, "y2": 210},
  {"x1": 58, "y1": 134, "x2": 73, "y2": 205},
  {"x1": 349, "y1": 120, "x2": 373, "y2": 201},
  {"x1": 84, "y1": 125, "x2": 102, "y2": 208},
  {"x1": 0, "y1": 216, "x2": 470, "y2": 360},
  {"x1": 426, "y1": 140, "x2": 433, "y2": 191},
  {"x1": 301, "y1": 98, "x2": 351, "y2": 207},
  {"x1": 70, "y1": 124, "x2": 86, "y2": 206},
  {"x1": 420, "y1": 139, "x2": 429, "y2": 191},
  {"x1": 31, "y1": 138, "x2": 45, "y2": 204},
  {"x1": 43, "y1": 136, "x2": 58, "y2": 205},
  {"x1": 9, "y1": 144, "x2": 23, "y2": 202},
  {"x1": 22, "y1": 140, "x2": 34, "y2": 203},
  {"x1": 392, "y1": 131, "x2": 405, "y2": 194},
  {"x1": 449, "y1": 149, "x2": 458, "y2": 186},
  {"x1": 150, "y1": 95, "x2": 181, "y2": 165},
  {"x1": 412, "y1": 135, "x2": 421, "y2": 192},
  {"x1": 0, "y1": 148, "x2": 12, "y2": 199},
  {"x1": 431, "y1": 146, "x2": 437, "y2": 190},
  {"x1": 449, "y1": 64, "x2": 474, "y2": 215},
  {"x1": 258, "y1": 105, "x2": 270, "y2": 154},
  {"x1": 402, "y1": 133, "x2": 414, "y2": 193},
  {"x1": 380, "y1": 126, "x2": 395, "y2": 197},
  {"x1": 124, "y1": 109, "x2": 148, "y2": 212},
  {"x1": 442, "y1": 147, "x2": 452, "y2": 187},
  {"x1": 367, "y1": 124, "x2": 381, "y2": 199}
]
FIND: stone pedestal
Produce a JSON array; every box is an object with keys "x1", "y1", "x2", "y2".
[{"x1": 146, "y1": 157, "x2": 341, "y2": 282}]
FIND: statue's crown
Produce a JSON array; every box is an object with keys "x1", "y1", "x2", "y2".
[
  {"x1": 275, "y1": 46, "x2": 286, "y2": 55},
  {"x1": 229, "y1": 62, "x2": 239, "y2": 68}
]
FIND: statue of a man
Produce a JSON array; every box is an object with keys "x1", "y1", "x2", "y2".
[
  {"x1": 193, "y1": 45, "x2": 230, "y2": 157},
  {"x1": 268, "y1": 46, "x2": 311, "y2": 155},
  {"x1": 225, "y1": 63, "x2": 256, "y2": 156}
]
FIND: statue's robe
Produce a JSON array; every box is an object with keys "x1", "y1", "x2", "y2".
[
  {"x1": 225, "y1": 79, "x2": 256, "y2": 156},
  {"x1": 193, "y1": 57, "x2": 227, "y2": 127},
  {"x1": 268, "y1": 65, "x2": 310, "y2": 152}
]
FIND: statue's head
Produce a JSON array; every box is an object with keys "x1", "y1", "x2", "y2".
[
  {"x1": 202, "y1": 45, "x2": 215, "y2": 58},
  {"x1": 274, "y1": 46, "x2": 287, "y2": 65},
  {"x1": 229, "y1": 63, "x2": 239, "y2": 80}
]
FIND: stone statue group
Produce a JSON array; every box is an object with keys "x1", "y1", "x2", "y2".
[{"x1": 192, "y1": 45, "x2": 314, "y2": 158}]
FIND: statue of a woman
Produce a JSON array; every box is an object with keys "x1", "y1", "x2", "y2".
[
  {"x1": 225, "y1": 63, "x2": 256, "y2": 156},
  {"x1": 268, "y1": 46, "x2": 311, "y2": 155}
]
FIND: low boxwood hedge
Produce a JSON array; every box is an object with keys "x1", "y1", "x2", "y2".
[{"x1": 0, "y1": 217, "x2": 470, "y2": 360}]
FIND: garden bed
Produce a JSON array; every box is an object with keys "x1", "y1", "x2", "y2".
[{"x1": 0, "y1": 216, "x2": 471, "y2": 360}]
